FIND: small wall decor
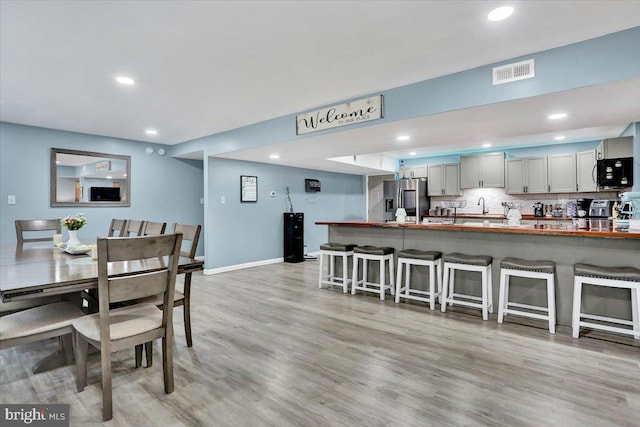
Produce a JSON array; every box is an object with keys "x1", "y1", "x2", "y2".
[
  {"x1": 305, "y1": 178, "x2": 321, "y2": 192},
  {"x1": 240, "y1": 175, "x2": 258, "y2": 202}
]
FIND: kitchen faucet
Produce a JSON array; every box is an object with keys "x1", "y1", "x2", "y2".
[{"x1": 478, "y1": 197, "x2": 488, "y2": 215}]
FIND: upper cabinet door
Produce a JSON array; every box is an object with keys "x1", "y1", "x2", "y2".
[
  {"x1": 505, "y1": 158, "x2": 525, "y2": 194},
  {"x1": 525, "y1": 156, "x2": 548, "y2": 194},
  {"x1": 412, "y1": 165, "x2": 428, "y2": 178},
  {"x1": 443, "y1": 163, "x2": 461, "y2": 195},
  {"x1": 480, "y1": 153, "x2": 505, "y2": 188},
  {"x1": 576, "y1": 149, "x2": 597, "y2": 192},
  {"x1": 427, "y1": 164, "x2": 444, "y2": 196},
  {"x1": 548, "y1": 153, "x2": 577, "y2": 193},
  {"x1": 460, "y1": 156, "x2": 480, "y2": 189}
]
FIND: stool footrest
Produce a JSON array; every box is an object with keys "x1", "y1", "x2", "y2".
[
  {"x1": 507, "y1": 302, "x2": 549, "y2": 313},
  {"x1": 442, "y1": 299, "x2": 483, "y2": 310},
  {"x1": 503, "y1": 309, "x2": 550, "y2": 321},
  {"x1": 451, "y1": 293, "x2": 483, "y2": 302},
  {"x1": 580, "y1": 313, "x2": 634, "y2": 326},
  {"x1": 577, "y1": 321, "x2": 638, "y2": 337}
]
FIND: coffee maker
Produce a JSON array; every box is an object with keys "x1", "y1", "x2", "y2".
[
  {"x1": 533, "y1": 202, "x2": 544, "y2": 217},
  {"x1": 576, "y1": 198, "x2": 592, "y2": 217}
]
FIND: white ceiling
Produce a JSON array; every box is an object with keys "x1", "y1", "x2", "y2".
[{"x1": 1, "y1": 1, "x2": 640, "y2": 174}]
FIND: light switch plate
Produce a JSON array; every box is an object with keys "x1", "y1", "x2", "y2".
[
  {"x1": 8, "y1": 195, "x2": 16, "y2": 205},
  {"x1": 220, "y1": 196, "x2": 226, "y2": 204}
]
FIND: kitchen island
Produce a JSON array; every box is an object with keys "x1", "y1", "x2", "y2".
[{"x1": 316, "y1": 220, "x2": 640, "y2": 327}]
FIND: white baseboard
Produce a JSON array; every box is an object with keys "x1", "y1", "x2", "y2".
[{"x1": 203, "y1": 257, "x2": 284, "y2": 275}]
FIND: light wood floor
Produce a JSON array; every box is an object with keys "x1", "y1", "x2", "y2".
[{"x1": 1, "y1": 261, "x2": 639, "y2": 426}]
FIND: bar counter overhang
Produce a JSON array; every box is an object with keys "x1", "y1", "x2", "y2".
[{"x1": 316, "y1": 220, "x2": 640, "y2": 327}]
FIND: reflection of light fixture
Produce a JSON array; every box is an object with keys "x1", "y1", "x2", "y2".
[
  {"x1": 270, "y1": 154, "x2": 280, "y2": 159},
  {"x1": 115, "y1": 76, "x2": 135, "y2": 85},
  {"x1": 409, "y1": 152, "x2": 417, "y2": 156},
  {"x1": 482, "y1": 143, "x2": 492, "y2": 148},
  {"x1": 395, "y1": 207, "x2": 407, "y2": 223},
  {"x1": 548, "y1": 112, "x2": 567, "y2": 120},
  {"x1": 554, "y1": 135, "x2": 565, "y2": 140},
  {"x1": 145, "y1": 129, "x2": 158, "y2": 135},
  {"x1": 397, "y1": 135, "x2": 410, "y2": 141},
  {"x1": 145, "y1": 147, "x2": 154, "y2": 155},
  {"x1": 488, "y1": 6, "x2": 514, "y2": 22},
  {"x1": 158, "y1": 148, "x2": 166, "y2": 156}
]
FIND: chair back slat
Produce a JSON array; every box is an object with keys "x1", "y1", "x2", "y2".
[
  {"x1": 170, "y1": 223, "x2": 201, "y2": 258},
  {"x1": 108, "y1": 271, "x2": 170, "y2": 303},
  {"x1": 122, "y1": 220, "x2": 143, "y2": 236},
  {"x1": 108, "y1": 219, "x2": 127, "y2": 237},
  {"x1": 15, "y1": 219, "x2": 61, "y2": 244},
  {"x1": 103, "y1": 235, "x2": 179, "y2": 262},
  {"x1": 142, "y1": 221, "x2": 167, "y2": 236}
]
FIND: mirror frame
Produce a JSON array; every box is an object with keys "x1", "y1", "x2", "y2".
[{"x1": 50, "y1": 148, "x2": 131, "y2": 207}]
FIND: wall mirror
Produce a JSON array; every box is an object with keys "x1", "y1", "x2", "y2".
[{"x1": 50, "y1": 148, "x2": 131, "y2": 207}]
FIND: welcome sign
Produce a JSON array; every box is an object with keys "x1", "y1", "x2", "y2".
[{"x1": 296, "y1": 95, "x2": 383, "y2": 135}]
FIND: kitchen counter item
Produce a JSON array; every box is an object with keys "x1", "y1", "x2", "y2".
[{"x1": 589, "y1": 200, "x2": 614, "y2": 218}]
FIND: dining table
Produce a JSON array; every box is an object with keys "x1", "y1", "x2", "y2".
[{"x1": 0, "y1": 240, "x2": 204, "y2": 372}]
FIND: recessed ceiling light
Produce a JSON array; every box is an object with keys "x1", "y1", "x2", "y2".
[
  {"x1": 115, "y1": 76, "x2": 135, "y2": 85},
  {"x1": 270, "y1": 154, "x2": 280, "y2": 159},
  {"x1": 548, "y1": 113, "x2": 568, "y2": 120},
  {"x1": 482, "y1": 143, "x2": 492, "y2": 148},
  {"x1": 106, "y1": 175, "x2": 113, "y2": 179},
  {"x1": 554, "y1": 135, "x2": 566, "y2": 140},
  {"x1": 409, "y1": 152, "x2": 417, "y2": 156},
  {"x1": 145, "y1": 129, "x2": 158, "y2": 135},
  {"x1": 397, "y1": 135, "x2": 410, "y2": 141},
  {"x1": 55, "y1": 160, "x2": 60, "y2": 164},
  {"x1": 488, "y1": 6, "x2": 514, "y2": 22}
]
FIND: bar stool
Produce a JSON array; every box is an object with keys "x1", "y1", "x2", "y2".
[
  {"x1": 351, "y1": 246, "x2": 395, "y2": 301},
  {"x1": 395, "y1": 249, "x2": 442, "y2": 310},
  {"x1": 572, "y1": 263, "x2": 640, "y2": 340},
  {"x1": 318, "y1": 243, "x2": 357, "y2": 293},
  {"x1": 497, "y1": 257, "x2": 556, "y2": 333},
  {"x1": 441, "y1": 253, "x2": 493, "y2": 320}
]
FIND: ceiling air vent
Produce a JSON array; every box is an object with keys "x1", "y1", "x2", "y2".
[{"x1": 493, "y1": 59, "x2": 535, "y2": 85}]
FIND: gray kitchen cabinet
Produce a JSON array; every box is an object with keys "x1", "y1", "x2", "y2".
[
  {"x1": 548, "y1": 153, "x2": 577, "y2": 193},
  {"x1": 576, "y1": 149, "x2": 597, "y2": 192},
  {"x1": 505, "y1": 156, "x2": 547, "y2": 194},
  {"x1": 428, "y1": 163, "x2": 460, "y2": 196},
  {"x1": 596, "y1": 136, "x2": 633, "y2": 159},
  {"x1": 399, "y1": 165, "x2": 428, "y2": 179},
  {"x1": 460, "y1": 153, "x2": 505, "y2": 188}
]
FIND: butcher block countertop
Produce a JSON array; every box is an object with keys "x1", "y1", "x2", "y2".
[{"x1": 315, "y1": 220, "x2": 640, "y2": 239}]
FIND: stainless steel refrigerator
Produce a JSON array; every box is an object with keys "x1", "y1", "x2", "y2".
[{"x1": 382, "y1": 178, "x2": 429, "y2": 223}]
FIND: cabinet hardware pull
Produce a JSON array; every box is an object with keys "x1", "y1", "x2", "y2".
[{"x1": 548, "y1": 184, "x2": 551, "y2": 193}]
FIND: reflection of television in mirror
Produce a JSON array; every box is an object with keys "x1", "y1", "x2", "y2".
[{"x1": 90, "y1": 187, "x2": 120, "y2": 201}]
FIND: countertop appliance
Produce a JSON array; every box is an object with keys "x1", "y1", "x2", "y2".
[
  {"x1": 617, "y1": 191, "x2": 640, "y2": 229},
  {"x1": 576, "y1": 198, "x2": 592, "y2": 217},
  {"x1": 383, "y1": 178, "x2": 429, "y2": 223},
  {"x1": 588, "y1": 200, "x2": 614, "y2": 218},
  {"x1": 533, "y1": 202, "x2": 544, "y2": 217},
  {"x1": 597, "y1": 157, "x2": 633, "y2": 189}
]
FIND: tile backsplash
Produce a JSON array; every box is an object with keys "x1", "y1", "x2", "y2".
[{"x1": 431, "y1": 188, "x2": 620, "y2": 216}]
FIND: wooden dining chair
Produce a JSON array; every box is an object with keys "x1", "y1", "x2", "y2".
[
  {"x1": 107, "y1": 219, "x2": 127, "y2": 237},
  {"x1": 141, "y1": 221, "x2": 167, "y2": 236},
  {"x1": 122, "y1": 219, "x2": 144, "y2": 236},
  {"x1": 72, "y1": 233, "x2": 182, "y2": 421},
  {"x1": 15, "y1": 219, "x2": 61, "y2": 244},
  {"x1": 0, "y1": 301, "x2": 85, "y2": 370}
]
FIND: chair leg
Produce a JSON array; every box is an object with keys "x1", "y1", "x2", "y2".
[
  {"x1": 101, "y1": 346, "x2": 113, "y2": 421},
  {"x1": 547, "y1": 275, "x2": 556, "y2": 334},
  {"x1": 351, "y1": 256, "x2": 359, "y2": 295},
  {"x1": 389, "y1": 256, "x2": 395, "y2": 297},
  {"x1": 487, "y1": 266, "x2": 493, "y2": 313},
  {"x1": 74, "y1": 330, "x2": 88, "y2": 392},
  {"x1": 441, "y1": 265, "x2": 450, "y2": 313},
  {"x1": 395, "y1": 259, "x2": 403, "y2": 303},
  {"x1": 572, "y1": 277, "x2": 583, "y2": 338},
  {"x1": 497, "y1": 270, "x2": 508, "y2": 324},
  {"x1": 481, "y1": 267, "x2": 489, "y2": 321},
  {"x1": 184, "y1": 273, "x2": 193, "y2": 347},
  {"x1": 162, "y1": 335, "x2": 174, "y2": 394},
  {"x1": 631, "y1": 287, "x2": 639, "y2": 340},
  {"x1": 342, "y1": 254, "x2": 349, "y2": 293},
  {"x1": 61, "y1": 334, "x2": 74, "y2": 365},
  {"x1": 318, "y1": 252, "x2": 325, "y2": 289},
  {"x1": 436, "y1": 259, "x2": 443, "y2": 303},
  {"x1": 379, "y1": 258, "x2": 385, "y2": 300},
  {"x1": 145, "y1": 341, "x2": 153, "y2": 367},
  {"x1": 429, "y1": 262, "x2": 436, "y2": 311},
  {"x1": 135, "y1": 345, "x2": 143, "y2": 368}
]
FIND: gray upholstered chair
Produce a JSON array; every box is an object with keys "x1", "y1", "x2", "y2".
[
  {"x1": 72, "y1": 233, "x2": 182, "y2": 421},
  {"x1": 141, "y1": 221, "x2": 167, "y2": 236},
  {"x1": 0, "y1": 301, "x2": 84, "y2": 371},
  {"x1": 107, "y1": 219, "x2": 127, "y2": 237},
  {"x1": 15, "y1": 219, "x2": 61, "y2": 244}
]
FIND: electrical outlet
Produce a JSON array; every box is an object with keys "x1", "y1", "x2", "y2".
[
  {"x1": 8, "y1": 195, "x2": 16, "y2": 205},
  {"x1": 220, "y1": 196, "x2": 226, "y2": 204},
  {"x1": 270, "y1": 191, "x2": 277, "y2": 197}
]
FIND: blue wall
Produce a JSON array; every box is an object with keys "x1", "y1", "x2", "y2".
[
  {"x1": 0, "y1": 123, "x2": 205, "y2": 254},
  {"x1": 206, "y1": 158, "x2": 365, "y2": 269}
]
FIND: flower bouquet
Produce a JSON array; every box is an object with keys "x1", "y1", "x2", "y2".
[{"x1": 61, "y1": 214, "x2": 87, "y2": 248}]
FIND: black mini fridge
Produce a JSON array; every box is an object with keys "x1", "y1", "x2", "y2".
[{"x1": 284, "y1": 212, "x2": 304, "y2": 263}]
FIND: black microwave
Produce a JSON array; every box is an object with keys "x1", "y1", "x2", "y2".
[{"x1": 596, "y1": 157, "x2": 633, "y2": 189}]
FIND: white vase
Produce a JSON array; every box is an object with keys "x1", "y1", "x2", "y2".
[{"x1": 66, "y1": 229, "x2": 81, "y2": 247}]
